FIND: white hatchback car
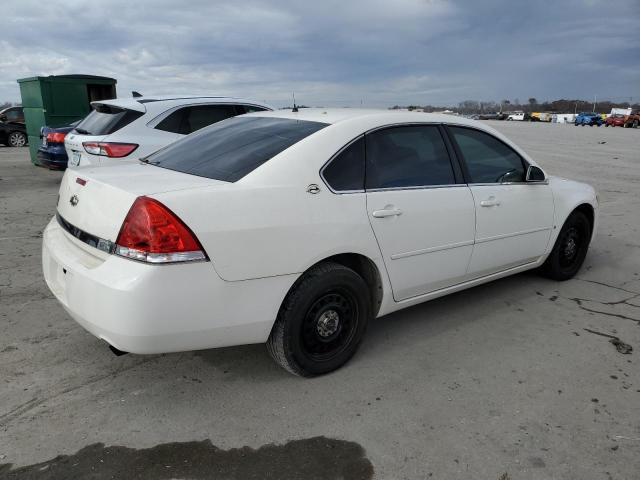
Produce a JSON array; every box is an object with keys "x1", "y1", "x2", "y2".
[
  {"x1": 64, "y1": 95, "x2": 272, "y2": 168},
  {"x1": 43, "y1": 109, "x2": 597, "y2": 376}
]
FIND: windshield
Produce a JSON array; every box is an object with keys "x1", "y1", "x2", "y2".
[{"x1": 146, "y1": 116, "x2": 329, "y2": 182}]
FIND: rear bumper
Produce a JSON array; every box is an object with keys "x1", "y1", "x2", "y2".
[
  {"x1": 42, "y1": 217, "x2": 294, "y2": 354},
  {"x1": 36, "y1": 149, "x2": 68, "y2": 170}
]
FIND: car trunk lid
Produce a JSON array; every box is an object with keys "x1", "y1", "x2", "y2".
[{"x1": 56, "y1": 163, "x2": 227, "y2": 246}]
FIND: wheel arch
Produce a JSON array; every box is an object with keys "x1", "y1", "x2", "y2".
[
  {"x1": 573, "y1": 203, "x2": 595, "y2": 237},
  {"x1": 282, "y1": 252, "x2": 385, "y2": 319}
]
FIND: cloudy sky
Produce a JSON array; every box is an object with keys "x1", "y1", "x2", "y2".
[{"x1": 2, "y1": 0, "x2": 639, "y2": 107}]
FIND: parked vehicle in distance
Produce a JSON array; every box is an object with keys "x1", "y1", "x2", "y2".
[
  {"x1": 64, "y1": 95, "x2": 272, "y2": 168},
  {"x1": 575, "y1": 112, "x2": 603, "y2": 126},
  {"x1": 605, "y1": 114, "x2": 625, "y2": 127},
  {"x1": 36, "y1": 121, "x2": 81, "y2": 170},
  {"x1": 623, "y1": 110, "x2": 639, "y2": 128},
  {"x1": 506, "y1": 112, "x2": 526, "y2": 121},
  {"x1": 0, "y1": 106, "x2": 28, "y2": 147},
  {"x1": 477, "y1": 112, "x2": 507, "y2": 120},
  {"x1": 43, "y1": 109, "x2": 598, "y2": 376},
  {"x1": 530, "y1": 112, "x2": 552, "y2": 122}
]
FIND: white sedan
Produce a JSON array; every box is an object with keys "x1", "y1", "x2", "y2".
[
  {"x1": 64, "y1": 95, "x2": 272, "y2": 168},
  {"x1": 43, "y1": 109, "x2": 597, "y2": 376}
]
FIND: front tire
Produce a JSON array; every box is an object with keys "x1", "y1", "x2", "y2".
[
  {"x1": 540, "y1": 211, "x2": 591, "y2": 281},
  {"x1": 267, "y1": 262, "x2": 371, "y2": 377},
  {"x1": 8, "y1": 131, "x2": 27, "y2": 147}
]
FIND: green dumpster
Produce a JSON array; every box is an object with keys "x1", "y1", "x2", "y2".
[{"x1": 17, "y1": 75, "x2": 117, "y2": 164}]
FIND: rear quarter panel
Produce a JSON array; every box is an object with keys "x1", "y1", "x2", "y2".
[{"x1": 153, "y1": 184, "x2": 384, "y2": 282}]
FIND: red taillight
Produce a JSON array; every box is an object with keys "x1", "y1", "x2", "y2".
[
  {"x1": 83, "y1": 142, "x2": 138, "y2": 158},
  {"x1": 46, "y1": 132, "x2": 67, "y2": 143},
  {"x1": 114, "y1": 197, "x2": 207, "y2": 264}
]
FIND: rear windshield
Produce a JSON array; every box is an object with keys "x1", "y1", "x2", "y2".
[
  {"x1": 146, "y1": 116, "x2": 329, "y2": 182},
  {"x1": 74, "y1": 104, "x2": 143, "y2": 136}
]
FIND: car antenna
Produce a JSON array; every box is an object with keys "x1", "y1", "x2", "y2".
[
  {"x1": 132, "y1": 91, "x2": 143, "y2": 98},
  {"x1": 292, "y1": 92, "x2": 298, "y2": 112}
]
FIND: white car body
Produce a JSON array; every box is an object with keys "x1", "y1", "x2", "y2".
[
  {"x1": 507, "y1": 112, "x2": 525, "y2": 121},
  {"x1": 64, "y1": 95, "x2": 272, "y2": 168},
  {"x1": 43, "y1": 109, "x2": 597, "y2": 372}
]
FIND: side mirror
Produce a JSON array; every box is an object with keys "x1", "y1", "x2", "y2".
[
  {"x1": 500, "y1": 169, "x2": 525, "y2": 183},
  {"x1": 0, "y1": 115, "x2": 6, "y2": 122},
  {"x1": 526, "y1": 165, "x2": 546, "y2": 182}
]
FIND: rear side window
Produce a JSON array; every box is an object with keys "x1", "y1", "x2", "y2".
[
  {"x1": 184, "y1": 105, "x2": 238, "y2": 133},
  {"x1": 449, "y1": 126, "x2": 525, "y2": 183},
  {"x1": 74, "y1": 105, "x2": 143, "y2": 136},
  {"x1": 322, "y1": 137, "x2": 365, "y2": 192},
  {"x1": 147, "y1": 116, "x2": 328, "y2": 182},
  {"x1": 155, "y1": 110, "x2": 183, "y2": 134},
  {"x1": 241, "y1": 105, "x2": 270, "y2": 113},
  {"x1": 155, "y1": 105, "x2": 240, "y2": 135},
  {"x1": 365, "y1": 125, "x2": 455, "y2": 189}
]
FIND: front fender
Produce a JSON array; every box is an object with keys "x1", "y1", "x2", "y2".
[{"x1": 546, "y1": 176, "x2": 598, "y2": 254}]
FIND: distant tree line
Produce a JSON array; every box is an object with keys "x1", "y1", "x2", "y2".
[{"x1": 392, "y1": 98, "x2": 640, "y2": 115}]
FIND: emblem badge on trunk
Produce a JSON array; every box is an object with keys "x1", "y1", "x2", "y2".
[{"x1": 70, "y1": 195, "x2": 79, "y2": 206}]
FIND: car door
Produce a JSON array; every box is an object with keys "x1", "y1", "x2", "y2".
[
  {"x1": 447, "y1": 125, "x2": 554, "y2": 277},
  {"x1": 365, "y1": 124, "x2": 476, "y2": 301}
]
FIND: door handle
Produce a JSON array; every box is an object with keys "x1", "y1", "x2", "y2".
[
  {"x1": 372, "y1": 207, "x2": 403, "y2": 218},
  {"x1": 480, "y1": 197, "x2": 501, "y2": 207}
]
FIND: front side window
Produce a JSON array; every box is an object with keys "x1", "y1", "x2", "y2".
[
  {"x1": 322, "y1": 137, "x2": 365, "y2": 191},
  {"x1": 449, "y1": 126, "x2": 525, "y2": 183},
  {"x1": 4, "y1": 108, "x2": 23, "y2": 122},
  {"x1": 365, "y1": 125, "x2": 455, "y2": 189},
  {"x1": 147, "y1": 116, "x2": 328, "y2": 182}
]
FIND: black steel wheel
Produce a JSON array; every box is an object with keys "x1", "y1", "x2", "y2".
[
  {"x1": 267, "y1": 262, "x2": 371, "y2": 376},
  {"x1": 540, "y1": 210, "x2": 591, "y2": 280}
]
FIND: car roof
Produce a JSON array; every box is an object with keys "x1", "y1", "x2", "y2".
[
  {"x1": 245, "y1": 107, "x2": 479, "y2": 127},
  {"x1": 91, "y1": 96, "x2": 273, "y2": 113}
]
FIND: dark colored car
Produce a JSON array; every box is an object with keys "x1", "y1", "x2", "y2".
[
  {"x1": 477, "y1": 112, "x2": 508, "y2": 120},
  {"x1": 36, "y1": 121, "x2": 80, "y2": 170},
  {"x1": 0, "y1": 106, "x2": 28, "y2": 147},
  {"x1": 575, "y1": 112, "x2": 603, "y2": 126},
  {"x1": 605, "y1": 114, "x2": 625, "y2": 127}
]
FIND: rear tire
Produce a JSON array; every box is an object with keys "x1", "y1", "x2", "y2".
[
  {"x1": 540, "y1": 211, "x2": 591, "y2": 281},
  {"x1": 267, "y1": 262, "x2": 371, "y2": 377},
  {"x1": 634, "y1": 120, "x2": 639, "y2": 128},
  {"x1": 8, "y1": 131, "x2": 27, "y2": 147}
]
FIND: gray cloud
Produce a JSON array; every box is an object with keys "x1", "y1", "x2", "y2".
[{"x1": 2, "y1": 0, "x2": 639, "y2": 107}]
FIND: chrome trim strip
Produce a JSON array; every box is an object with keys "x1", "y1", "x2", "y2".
[
  {"x1": 475, "y1": 226, "x2": 551, "y2": 244},
  {"x1": 470, "y1": 181, "x2": 549, "y2": 186},
  {"x1": 367, "y1": 183, "x2": 466, "y2": 193},
  {"x1": 390, "y1": 239, "x2": 474, "y2": 260},
  {"x1": 56, "y1": 213, "x2": 114, "y2": 254},
  {"x1": 56, "y1": 213, "x2": 208, "y2": 264}
]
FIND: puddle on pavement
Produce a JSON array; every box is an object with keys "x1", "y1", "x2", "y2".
[{"x1": 0, "y1": 436, "x2": 373, "y2": 480}]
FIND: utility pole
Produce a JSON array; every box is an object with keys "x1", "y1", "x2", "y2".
[{"x1": 593, "y1": 95, "x2": 597, "y2": 112}]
